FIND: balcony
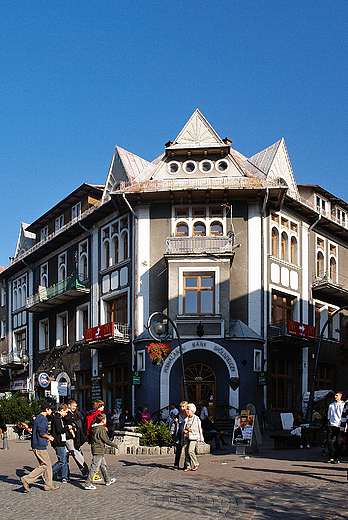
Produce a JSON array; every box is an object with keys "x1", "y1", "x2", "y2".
[
  {"x1": 26, "y1": 273, "x2": 90, "y2": 313},
  {"x1": 84, "y1": 322, "x2": 131, "y2": 349},
  {"x1": 312, "y1": 271, "x2": 348, "y2": 306},
  {"x1": 166, "y1": 235, "x2": 234, "y2": 255},
  {"x1": 0, "y1": 352, "x2": 25, "y2": 369},
  {"x1": 268, "y1": 321, "x2": 316, "y2": 348}
]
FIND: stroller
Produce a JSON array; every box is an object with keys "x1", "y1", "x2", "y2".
[{"x1": 17, "y1": 421, "x2": 32, "y2": 440}]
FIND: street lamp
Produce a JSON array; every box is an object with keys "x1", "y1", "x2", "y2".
[
  {"x1": 21, "y1": 349, "x2": 34, "y2": 400},
  {"x1": 146, "y1": 311, "x2": 188, "y2": 402},
  {"x1": 305, "y1": 305, "x2": 348, "y2": 424}
]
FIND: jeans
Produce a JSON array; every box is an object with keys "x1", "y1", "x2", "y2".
[
  {"x1": 204, "y1": 430, "x2": 221, "y2": 449},
  {"x1": 52, "y1": 446, "x2": 69, "y2": 480},
  {"x1": 85, "y1": 455, "x2": 111, "y2": 486}
]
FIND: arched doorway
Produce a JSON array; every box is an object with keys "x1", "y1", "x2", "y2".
[{"x1": 184, "y1": 363, "x2": 216, "y2": 417}]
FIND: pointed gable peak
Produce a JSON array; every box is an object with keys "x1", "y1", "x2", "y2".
[{"x1": 168, "y1": 109, "x2": 225, "y2": 151}]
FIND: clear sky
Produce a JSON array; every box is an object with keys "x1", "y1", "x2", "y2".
[{"x1": 1, "y1": 0, "x2": 347, "y2": 267}]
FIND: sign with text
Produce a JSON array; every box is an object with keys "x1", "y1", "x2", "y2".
[
  {"x1": 38, "y1": 372, "x2": 50, "y2": 388},
  {"x1": 132, "y1": 371, "x2": 141, "y2": 385},
  {"x1": 85, "y1": 322, "x2": 113, "y2": 342},
  {"x1": 232, "y1": 415, "x2": 255, "y2": 446},
  {"x1": 287, "y1": 320, "x2": 316, "y2": 340}
]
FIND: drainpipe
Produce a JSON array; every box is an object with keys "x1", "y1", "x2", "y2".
[
  {"x1": 122, "y1": 193, "x2": 137, "y2": 219},
  {"x1": 78, "y1": 222, "x2": 92, "y2": 235},
  {"x1": 261, "y1": 189, "x2": 269, "y2": 416},
  {"x1": 309, "y1": 214, "x2": 321, "y2": 232}
]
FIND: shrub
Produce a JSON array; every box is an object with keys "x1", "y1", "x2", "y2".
[
  {"x1": 135, "y1": 421, "x2": 173, "y2": 447},
  {"x1": 0, "y1": 393, "x2": 40, "y2": 429}
]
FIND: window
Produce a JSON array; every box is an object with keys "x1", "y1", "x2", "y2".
[
  {"x1": 175, "y1": 223, "x2": 189, "y2": 236},
  {"x1": 39, "y1": 319, "x2": 49, "y2": 351},
  {"x1": 56, "y1": 312, "x2": 68, "y2": 347},
  {"x1": 271, "y1": 357, "x2": 293, "y2": 410},
  {"x1": 113, "y1": 236, "x2": 119, "y2": 264},
  {"x1": 317, "y1": 364, "x2": 333, "y2": 390},
  {"x1": 13, "y1": 275, "x2": 27, "y2": 311},
  {"x1": 253, "y1": 349, "x2": 262, "y2": 372},
  {"x1": 193, "y1": 222, "x2": 206, "y2": 236},
  {"x1": 137, "y1": 350, "x2": 146, "y2": 371},
  {"x1": 281, "y1": 232, "x2": 288, "y2": 261},
  {"x1": 271, "y1": 292, "x2": 294, "y2": 324},
  {"x1": 336, "y1": 208, "x2": 347, "y2": 227},
  {"x1": 271, "y1": 228, "x2": 279, "y2": 257},
  {"x1": 315, "y1": 304, "x2": 322, "y2": 337},
  {"x1": 76, "y1": 305, "x2": 89, "y2": 340},
  {"x1": 55, "y1": 214, "x2": 64, "y2": 231},
  {"x1": 210, "y1": 222, "x2": 223, "y2": 236},
  {"x1": 1, "y1": 286, "x2": 6, "y2": 307},
  {"x1": 290, "y1": 237, "x2": 297, "y2": 264},
  {"x1": 40, "y1": 226, "x2": 48, "y2": 241},
  {"x1": 14, "y1": 329, "x2": 26, "y2": 353},
  {"x1": 106, "y1": 294, "x2": 127, "y2": 324},
  {"x1": 72, "y1": 202, "x2": 81, "y2": 221},
  {"x1": 79, "y1": 240, "x2": 88, "y2": 281},
  {"x1": 40, "y1": 263, "x2": 48, "y2": 287},
  {"x1": 317, "y1": 251, "x2": 324, "y2": 278},
  {"x1": 327, "y1": 308, "x2": 334, "y2": 339},
  {"x1": 316, "y1": 195, "x2": 327, "y2": 214},
  {"x1": 58, "y1": 252, "x2": 67, "y2": 282},
  {"x1": 329, "y1": 257, "x2": 336, "y2": 282},
  {"x1": 1, "y1": 320, "x2": 6, "y2": 339},
  {"x1": 121, "y1": 231, "x2": 128, "y2": 261},
  {"x1": 106, "y1": 365, "x2": 128, "y2": 413},
  {"x1": 183, "y1": 273, "x2": 215, "y2": 315},
  {"x1": 77, "y1": 371, "x2": 91, "y2": 410},
  {"x1": 102, "y1": 240, "x2": 110, "y2": 270}
]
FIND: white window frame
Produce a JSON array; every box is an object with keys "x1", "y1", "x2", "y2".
[
  {"x1": 137, "y1": 349, "x2": 146, "y2": 371},
  {"x1": 1, "y1": 320, "x2": 6, "y2": 339},
  {"x1": 253, "y1": 349, "x2": 262, "y2": 372},
  {"x1": 40, "y1": 226, "x2": 48, "y2": 241},
  {"x1": 78, "y1": 240, "x2": 89, "y2": 280},
  {"x1": 56, "y1": 311, "x2": 68, "y2": 347},
  {"x1": 1, "y1": 286, "x2": 6, "y2": 307},
  {"x1": 76, "y1": 303, "x2": 90, "y2": 341},
  {"x1": 172, "y1": 205, "x2": 226, "y2": 237},
  {"x1": 58, "y1": 252, "x2": 67, "y2": 282},
  {"x1": 39, "y1": 318, "x2": 49, "y2": 351},
  {"x1": 178, "y1": 266, "x2": 220, "y2": 316},
  {"x1": 55, "y1": 214, "x2": 64, "y2": 231},
  {"x1": 72, "y1": 202, "x2": 81, "y2": 221},
  {"x1": 40, "y1": 263, "x2": 48, "y2": 288}
]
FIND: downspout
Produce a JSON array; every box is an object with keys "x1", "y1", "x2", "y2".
[
  {"x1": 122, "y1": 193, "x2": 137, "y2": 219},
  {"x1": 309, "y1": 214, "x2": 321, "y2": 231},
  {"x1": 261, "y1": 188, "x2": 269, "y2": 419},
  {"x1": 78, "y1": 222, "x2": 92, "y2": 235}
]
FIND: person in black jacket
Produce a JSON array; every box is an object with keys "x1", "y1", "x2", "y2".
[
  {"x1": 64, "y1": 399, "x2": 88, "y2": 476},
  {"x1": 51, "y1": 403, "x2": 71, "y2": 483}
]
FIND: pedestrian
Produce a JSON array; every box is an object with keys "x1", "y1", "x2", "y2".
[
  {"x1": 64, "y1": 399, "x2": 89, "y2": 476},
  {"x1": 183, "y1": 403, "x2": 204, "y2": 472},
  {"x1": 141, "y1": 407, "x2": 151, "y2": 423},
  {"x1": 109, "y1": 408, "x2": 120, "y2": 439},
  {"x1": 20, "y1": 402, "x2": 59, "y2": 492},
  {"x1": 326, "y1": 391, "x2": 344, "y2": 463},
  {"x1": 85, "y1": 399, "x2": 105, "y2": 437},
  {"x1": 173, "y1": 401, "x2": 188, "y2": 470},
  {"x1": 199, "y1": 401, "x2": 209, "y2": 422},
  {"x1": 51, "y1": 403, "x2": 71, "y2": 483},
  {"x1": 85, "y1": 413, "x2": 119, "y2": 490}
]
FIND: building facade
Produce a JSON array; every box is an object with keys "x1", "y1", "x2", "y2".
[{"x1": 1, "y1": 110, "x2": 348, "y2": 425}]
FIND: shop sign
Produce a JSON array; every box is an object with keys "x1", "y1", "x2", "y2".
[
  {"x1": 10, "y1": 378, "x2": 29, "y2": 391},
  {"x1": 38, "y1": 373, "x2": 50, "y2": 388},
  {"x1": 132, "y1": 371, "x2": 141, "y2": 385},
  {"x1": 257, "y1": 371, "x2": 267, "y2": 386},
  {"x1": 287, "y1": 320, "x2": 316, "y2": 340},
  {"x1": 85, "y1": 322, "x2": 113, "y2": 342},
  {"x1": 91, "y1": 377, "x2": 102, "y2": 400}
]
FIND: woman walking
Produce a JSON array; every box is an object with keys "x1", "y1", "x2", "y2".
[{"x1": 183, "y1": 403, "x2": 204, "y2": 472}]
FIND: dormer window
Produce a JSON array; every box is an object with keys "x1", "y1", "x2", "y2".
[
  {"x1": 316, "y1": 195, "x2": 327, "y2": 215},
  {"x1": 40, "y1": 226, "x2": 48, "y2": 242},
  {"x1": 72, "y1": 202, "x2": 81, "y2": 221},
  {"x1": 55, "y1": 214, "x2": 64, "y2": 231}
]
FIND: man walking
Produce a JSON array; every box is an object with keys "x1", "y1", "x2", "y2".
[
  {"x1": 20, "y1": 402, "x2": 59, "y2": 492},
  {"x1": 64, "y1": 399, "x2": 88, "y2": 476},
  {"x1": 326, "y1": 391, "x2": 344, "y2": 463}
]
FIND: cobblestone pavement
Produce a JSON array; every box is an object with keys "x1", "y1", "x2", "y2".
[{"x1": 1, "y1": 439, "x2": 348, "y2": 519}]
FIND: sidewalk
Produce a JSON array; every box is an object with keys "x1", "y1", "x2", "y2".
[{"x1": 0, "y1": 435, "x2": 348, "y2": 519}]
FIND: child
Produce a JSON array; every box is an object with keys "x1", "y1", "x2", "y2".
[{"x1": 85, "y1": 413, "x2": 119, "y2": 490}]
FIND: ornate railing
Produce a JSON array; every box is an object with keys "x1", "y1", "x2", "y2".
[
  {"x1": 26, "y1": 273, "x2": 89, "y2": 308},
  {"x1": 166, "y1": 235, "x2": 234, "y2": 254}
]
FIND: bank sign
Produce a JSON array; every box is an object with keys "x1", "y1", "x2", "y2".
[
  {"x1": 287, "y1": 320, "x2": 316, "y2": 340},
  {"x1": 85, "y1": 322, "x2": 113, "y2": 342}
]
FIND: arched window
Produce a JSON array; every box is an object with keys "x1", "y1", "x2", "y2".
[
  {"x1": 21, "y1": 284, "x2": 26, "y2": 307},
  {"x1": 271, "y1": 228, "x2": 279, "y2": 257},
  {"x1": 193, "y1": 222, "x2": 206, "y2": 236},
  {"x1": 210, "y1": 221, "x2": 223, "y2": 236},
  {"x1": 103, "y1": 241, "x2": 110, "y2": 270},
  {"x1": 121, "y1": 231, "x2": 128, "y2": 261},
  {"x1": 290, "y1": 237, "x2": 297, "y2": 264},
  {"x1": 59, "y1": 265, "x2": 66, "y2": 282},
  {"x1": 80, "y1": 256, "x2": 88, "y2": 281},
  {"x1": 13, "y1": 288, "x2": 17, "y2": 311},
  {"x1": 329, "y1": 257, "x2": 336, "y2": 282},
  {"x1": 281, "y1": 232, "x2": 288, "y2": 261},
  {"x1": 113, "y1": 236, "x2": 119, "y2": 265},
  {"x1": 175, "y1": 222, "x2": 189, "y2": 236},
  {"x1": 317, "y1": 251, "x2": 324, "y2": 278},
  {"x1": 17, "y1": 288, "x2": 21, "y2": 309}
]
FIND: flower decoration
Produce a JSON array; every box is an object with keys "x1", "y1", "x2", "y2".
[{"x1": 146, "y1": 342, "x2": 172, "y2": 366}]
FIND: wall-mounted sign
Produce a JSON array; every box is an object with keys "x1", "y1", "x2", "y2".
[
  {"x1": 85, "y1": 322, "x2": 113, "y2": 342},
  {"x1": 38, "y1": 373, "x2": 50, "y2": 388},
  {"x1": 10, "y1": 378, "x2": 29, "y2": 391},
  {"x1": 257, "y1": 371, "x2": 267, "y2": 386},
  {"x1": 132, "y1": 371, "x2": 141, "y2": 385},
  {"x1": 287, "y1": 320, "x2": 316, "y2": 340}
]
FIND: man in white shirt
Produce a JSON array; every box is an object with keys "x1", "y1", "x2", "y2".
[{"x1": 326, "y1": 391, "x2": 344, "y2": 463}]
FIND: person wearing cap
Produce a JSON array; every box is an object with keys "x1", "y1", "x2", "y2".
[{"x1": 20, "y1": 402, "x2": 59, "y2": 492}]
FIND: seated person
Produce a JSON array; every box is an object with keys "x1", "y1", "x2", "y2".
[
  {"x1": 201, "y1": 416, "x2": 227, "y2": 450},
  {"x1": 293, "y1": 412, "x2": 310, "y2": 448}
]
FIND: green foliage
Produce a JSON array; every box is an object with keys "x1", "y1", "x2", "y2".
[
  {"x1": 0, "y1": 393, "x2": 40, "y2": 428},
  {"x1": 135, "y1": 421, "x2": 173, "y2": 447}
]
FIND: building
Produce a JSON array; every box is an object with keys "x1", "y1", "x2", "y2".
[{"x1": 1, "y1": 110, "x2": 348, "y2": 426}]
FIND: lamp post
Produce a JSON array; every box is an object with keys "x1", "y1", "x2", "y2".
[
  {"x1": 146, "y1": 311, "x2": 188, "y2": 402},
  {"x1": 21, "y1": 349, "x2": 34, "y2": 400},
  {"x1": 305, "y1": 305, "x2": 348, "y2": 424}
]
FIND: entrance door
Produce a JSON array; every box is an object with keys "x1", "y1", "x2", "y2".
[{"x1": 184, "y1": 363, "x2": 216, "y2": 417}]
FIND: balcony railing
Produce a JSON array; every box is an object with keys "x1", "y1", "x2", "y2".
[
  {"x1": 26, "y1": 273, "x2": 90, "y2": 312},
  {"x1": 311, "y1": 271, "x2": 348, "y2": 305},
  {"x1": 0, "y1": 352, "x2": 23, "y2": 368},
  {"x1": 166, "y1": 235, "x2": 234, "y2": 254},
  {"x1": 84, "y1": 322, "x2": 130, "y2": 348}
]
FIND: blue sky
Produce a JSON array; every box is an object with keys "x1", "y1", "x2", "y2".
[{"x1": 1, "y1": 0, "x2": 348, "y2": 266}]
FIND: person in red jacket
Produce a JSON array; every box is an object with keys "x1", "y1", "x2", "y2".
[{"x1": 85, "y1": 400, "x2": 105, "y2": 437}]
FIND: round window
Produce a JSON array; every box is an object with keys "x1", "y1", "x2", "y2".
[
  {"x1": 199, "y1": 160, "x2": 213, "y2": 173},
  {"x1": 216, "y1": 159, "x2": 229, "y2": 172},
  {"x1": 167, "y1": 161, "x2": 181, "y2": 174},
  {"x1": 183, "y1": 161, "x2": 197, "y2": 174}
]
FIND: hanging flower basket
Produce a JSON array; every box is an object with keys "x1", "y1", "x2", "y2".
[{"x1": 146, "y1": 343, "x2": 172, "y2": 366}]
